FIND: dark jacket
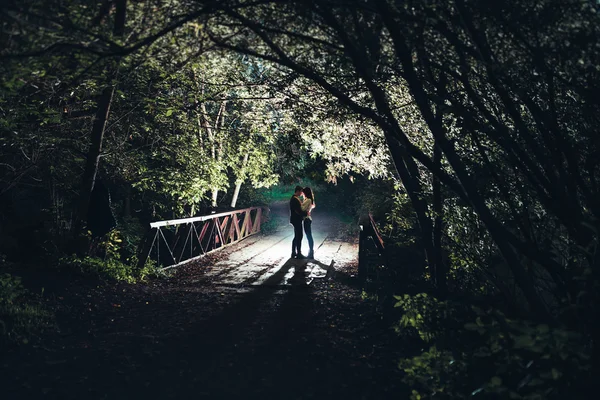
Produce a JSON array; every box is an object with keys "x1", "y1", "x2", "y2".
[{"x1": 289, "y1": 195, "x2": 306, "y2": 224}]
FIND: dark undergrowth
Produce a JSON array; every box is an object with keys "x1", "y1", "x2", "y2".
[
  {"x1": 0, "y1": 268, "x2": 56, "y2": 349},
  {"x1": 358, "y1": 242, "x2": 594, "y2": 400}
]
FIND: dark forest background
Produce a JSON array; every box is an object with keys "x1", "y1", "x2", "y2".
[{"x1": 1, "y1": 0, "x2": 599, "y2": 397}]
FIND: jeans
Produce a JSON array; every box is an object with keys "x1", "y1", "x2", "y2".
[
  {"x1": 303, "y1": 218, "x2": 314, "y2": 253},
  {"x1": 291, "y1": 220, "x2": 303, "y2": 255}
]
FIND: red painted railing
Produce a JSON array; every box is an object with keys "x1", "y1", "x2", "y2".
[{"x1": 138, "y1": 207, "x2": 266, "y2": 269}]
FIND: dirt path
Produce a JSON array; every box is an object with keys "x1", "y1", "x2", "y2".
[{"x1": 2, "y1": 202, "x2": 409, "y2": 399}]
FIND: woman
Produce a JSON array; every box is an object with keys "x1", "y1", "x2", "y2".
[{"x1": 301, "y1": 187, "x2": 316, "y2": 258}]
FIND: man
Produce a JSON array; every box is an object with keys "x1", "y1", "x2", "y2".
[{"x1": 289, "y1": 185, "x2": 307, "y2": 259}]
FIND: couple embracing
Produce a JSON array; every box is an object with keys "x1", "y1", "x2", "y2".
[{"x1": 289, "y1": 185, "x2": 315, "y2": 259}]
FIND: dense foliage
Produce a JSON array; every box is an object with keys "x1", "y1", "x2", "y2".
[
  {"x1": 0, "y1": 0, "x2": 304, "y2": 261},
  {"x1": 1, "y1": 0, "x2": 599, "y2": 396}
]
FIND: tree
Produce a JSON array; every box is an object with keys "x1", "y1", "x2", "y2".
[
  {"x1": 198, "y1": 0, "x2": 600, "y2": 319},
  {"x1": 74, "y1": 0, "x2": 127, "y2": 246}
]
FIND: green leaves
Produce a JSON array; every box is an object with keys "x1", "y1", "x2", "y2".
[
  {"x1": 394, "y1": 293, "x2": 469, "y2": 342},
  {"x1": 0, "y1": 272, "x2": 55, "y2": 345},
  {"x1": 396, "y1": 298, "x2": 592, "y2": 398},
  {"x1": 0, "y1": 273, "x2": 25, "y2": 305}
]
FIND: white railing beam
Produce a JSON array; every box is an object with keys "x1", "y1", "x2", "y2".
[{"x1": 149, "y1": 207, "x2": 259, "y2": 228}]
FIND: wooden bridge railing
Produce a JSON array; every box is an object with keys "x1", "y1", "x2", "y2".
[
  {"x1": 358, "y1": 213, "x2": 387, "y2": 282},
  {"x1": 138, "y1": 207, "x2": 266, "y2": 269}
]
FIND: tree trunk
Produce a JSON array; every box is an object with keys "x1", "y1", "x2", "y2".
[
  {"x1": 231, "y1": 152, "x2": 249, "y2": 208},
  {"x1": 74, "y1": 86, "x2": 115, "y2": 238},
  {"x1": 73, "y1": 0, "x2": 126, "y2": 245},
  {"x1": 433, "y1": 138, "x2": 446, "y2": 296},
  {"x1": 385, "y1": 135, "x2": 436, "y2": 277},
  {"x1": 211, "y1": 188, "x2": 218, "y2": 208},
  {"x1": 230, "y1": 183, "x2": 242, "y2": 209},
  {"x1": 201, "y1": 100, "x2": 227, "y2": 210}
]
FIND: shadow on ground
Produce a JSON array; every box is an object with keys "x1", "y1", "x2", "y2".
[{"x1": 2, "y1": 204, "x2": 409, "y2": 399}]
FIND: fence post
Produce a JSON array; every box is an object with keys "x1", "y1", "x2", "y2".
[{"x1": 357, "y1": 214, "x2": 386, "y2": 283}]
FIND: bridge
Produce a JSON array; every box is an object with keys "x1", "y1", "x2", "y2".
[{"x1": 139, "y1": 201, "x2": 367, "y2": 287}]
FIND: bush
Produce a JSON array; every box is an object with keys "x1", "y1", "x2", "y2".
[
  {"x1": 0, "y1": 273, "x2": 55, "y2": 346},
  {"x1": 393, "y1": 293, "x2": 470, "y2": 342},
  {"x1": 59, "y1": 255, "x2": 159, "y2": 283},
  {"x1": 394, "y1": 294, "x2": 592, "y2": 399},
  {"x1": 63, "y1": 228, "x2": 160, "y2": 283},
  {"x1": 116, "y1": 216, "x2": 147, "y2": 262}
]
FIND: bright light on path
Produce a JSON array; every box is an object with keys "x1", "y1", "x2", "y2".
[{"x1": 199, "y1": 201, "x2": 357, "y2": 287}]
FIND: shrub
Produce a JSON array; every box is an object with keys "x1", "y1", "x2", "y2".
[
  {"x1": 0, "y1": 272, "x2": 25, "y2": 304},
  {"x1": 394, "y1": 294, "x2": 592, "y2": 399},
  {"x1": 59, "y1": 255, "x2": 159, "y2": 283},
  {"x1": 0, "y1": 273, "x2": 55, "y2": 346},
  {"x1": 393, "y1": 293, "x2": 470, "y2": 342},
  {"x1": 63, "y1": 228, "x2": 160, "y2": 283}
]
